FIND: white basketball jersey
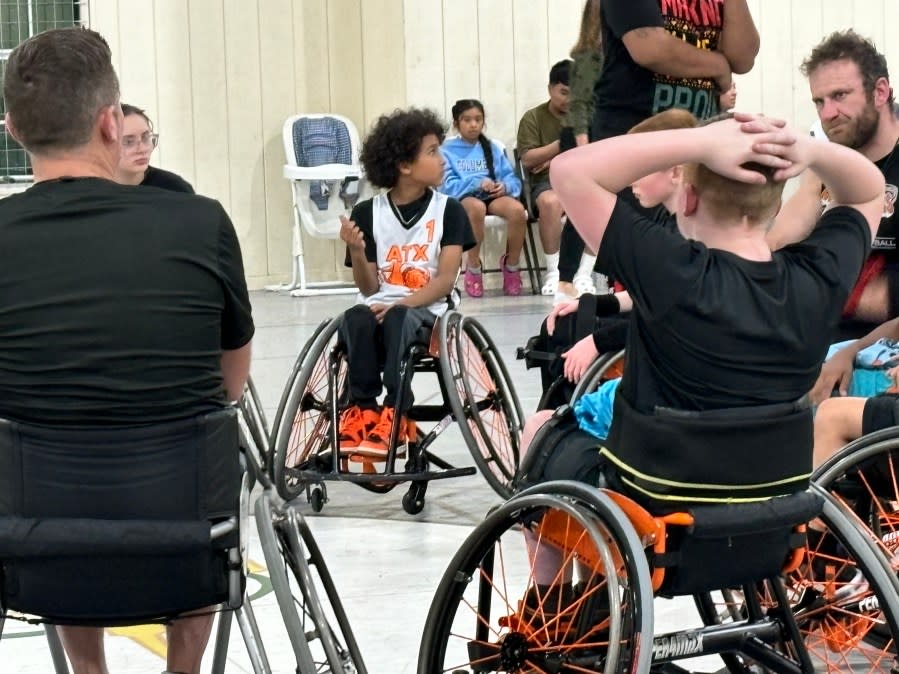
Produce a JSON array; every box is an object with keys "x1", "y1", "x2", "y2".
[{"x1": 360, "y1": 190, "x2": 448, "y2": 315}]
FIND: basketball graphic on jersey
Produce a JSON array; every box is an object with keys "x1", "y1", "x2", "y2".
[{"x1": 402, "y1": 265, "x2": 431, "y2": 290}]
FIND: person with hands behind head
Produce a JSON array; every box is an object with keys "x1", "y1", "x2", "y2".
[
  {"x1": 515, "y1": 113, "x2": 881, "y2": 599},
  {"x1": 337, "y1": 108, "x2": 475, "y2": 460},
  {"x1": 519, "y1": 110, "x2": 882, "y2": 496}
]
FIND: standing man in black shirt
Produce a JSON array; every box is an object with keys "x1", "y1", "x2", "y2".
[
  {"x1": 592, "y1": 0, "x2": 759, "y2": 143},
  {"x1": 2, "y1": 27, "x2": 253, "y2": 674}
]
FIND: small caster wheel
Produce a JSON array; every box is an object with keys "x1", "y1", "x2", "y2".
[
  {"x1": 309, "y1": 485, "x2": 326, "y2": 513},
  {"x1": 402, "y1": 484, "x2": 426, "y2": 515}
]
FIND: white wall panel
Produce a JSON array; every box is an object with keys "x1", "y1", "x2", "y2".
[
  {"x1": 442, "y1": 0, "x2": 481, "y2": 125},
  {"x1": 152, "y1": 0, "x2": 194, "y2": 183},
  {"x1": 87, "y1": 0, "x2": 899, "y2": 288},
  {"x1": 222, "y1": 0, "x2": 266, "y2": 281},
  {"x1": 404, "y1": 0, "x2": 446, "y2": 116},
  {"x1": 258, "y1": 0, "x2": 297, "y2": 280},
  {"x1": 187, "y1": 0, "x2": 231, "y2": 210},
  {"x1": 476, "y1": 0, "x2": 516, "y2": 143}
]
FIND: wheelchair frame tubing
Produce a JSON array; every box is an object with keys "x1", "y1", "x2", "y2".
[{"x1": 254, "y1": 491, "x2": 321, "y2": 673}]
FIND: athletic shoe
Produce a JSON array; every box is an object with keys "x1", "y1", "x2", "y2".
[
  {"x1": 338, "y1": 405, "x2": 380, "y2": 453},
  {"x1": 356, "y1": 406, "x2": 409, "y2": 458}
]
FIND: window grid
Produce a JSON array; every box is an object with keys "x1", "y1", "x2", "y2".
[{"x1": 0, "y1": 0, "x2": 88, "y2": 181}]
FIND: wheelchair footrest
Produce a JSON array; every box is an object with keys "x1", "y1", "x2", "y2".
[{"x1": 293, "y1": 466, "x2": 477, "y2": 485}]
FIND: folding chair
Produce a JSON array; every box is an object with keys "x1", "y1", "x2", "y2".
[
  {"x1": 469, "y1": 140, "x2": 541, "y2": 295},
  {"x1": 511, "y1": 146, "x2": 545, "y2": 294}
]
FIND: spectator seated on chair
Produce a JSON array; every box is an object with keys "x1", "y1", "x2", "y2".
[
  {"x1": 524, "y1": 109, "x2": 696, "y2": 410},
  {"x1": 517, "y1": 109, "x2": 882, "y2": 590},
  {"x1": 0, "y1": 27, "x2": 254, "y2": 674},
  {"x1": 516, "y1": 59, "x2": 572, "y2": 296},
  {"x1": 116, "y1": 103, "x2": 194, "y2": 193},
  {"x1": 439, "y1": 99, "x2": 528, "y2": 298},
  {"x1": 338, "y1": 107, "x2": 475, "y2": 460}
]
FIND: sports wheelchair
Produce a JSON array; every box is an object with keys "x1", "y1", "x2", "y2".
[
  {"x1": 269, "y1": 309, "x2": 524, "y2": 514},
  {"x1": 418, "y1": 395, "x2": 899, "y2": 673},
  {"x1": 813, "y1": 424, "x2": 899, "y2": 579},
  {"x1": 0, "y1": 379, "x2": 366, "y2": 674}
]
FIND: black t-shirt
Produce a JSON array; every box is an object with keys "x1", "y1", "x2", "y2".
[
  {"x1": 593, "y1": 0, "x2": 723, "y2": 141},
  {"x1": 597, "y1": 200, "x2": 870, "y2": 413},
  {"x1": 141, "y1": 165, "x2": 194, "y2": 194},
  {"x1": 830, "y1": 148, "x2": 899, "y2": 339},
  {"x1": 343, "y1": 189, "x2": 476, "y2": 267},
  {"x1": 0, "y1": 177, "x2": 254, "y2": 425}
]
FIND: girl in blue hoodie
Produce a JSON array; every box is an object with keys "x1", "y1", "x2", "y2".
[{"x1": 440, "y1": 100, "x2": 528, "y2": 297}]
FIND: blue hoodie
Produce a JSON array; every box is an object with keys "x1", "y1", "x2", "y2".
[{"x1": 439, "y1": 136, "x2": 522, "y2": 200}]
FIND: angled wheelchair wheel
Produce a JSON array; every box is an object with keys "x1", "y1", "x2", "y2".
[
  {"x1": 418, "y1": 483, "x2": 653, "y2": 674},
  {"x1": 272, "y1": 318, "x2": 347, "y2": 501},
  {"x1": 695, "y1": 485, "x2": 899, "y2": 673},
  {"x1": 255, "y1": 492, "x2": 367, "y2": 673},
  {"x1": 570, "y1": 349, "x2": 625, "y2": 405},
  {"x1": 813, "y1": 426, "x2": 899, "y2": 560},
  {"x1": 440, "y1": 310, "x2": 524, "y2": 499}
]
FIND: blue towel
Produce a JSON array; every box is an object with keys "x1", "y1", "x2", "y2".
[{"x1": 573, "y1": 378, "x2": 621, "y2": 440}]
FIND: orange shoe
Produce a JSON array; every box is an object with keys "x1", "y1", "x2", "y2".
[
  {"x1": 338, "y1": 405, "x2": 380, "y2": 454},
  {"x1": 356, "y1": 407, "x2": 409, "y2": 459}
]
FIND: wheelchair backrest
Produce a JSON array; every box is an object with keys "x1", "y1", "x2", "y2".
[
  {"x1": 0, "y1": 408, "x2": 242, "y2": 623},
  {"x1": 602, "y1": 393, "x2": 814, "y2": 506}
]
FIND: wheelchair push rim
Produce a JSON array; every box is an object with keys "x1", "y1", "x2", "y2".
[
  {"x1": 440, "y1": 310, "x2": 524, "y2": 499},
  {"x1": 695, "y1": 485, "x2": 899, "y2": 673},
  {"x1": 418, "y1": 489, "x2": 653, "y2": 674}
]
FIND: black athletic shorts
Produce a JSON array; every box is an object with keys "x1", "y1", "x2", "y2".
[{"x1": 862, "y1": 393, "x2": 899, "y2": 435}]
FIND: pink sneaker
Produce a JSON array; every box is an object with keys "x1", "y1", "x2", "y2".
[
  {"x1": 500, "y1": 254, "x2": 522, "y2": 296},
  {"x1": 464, "y1": 267, "x2": 484, "y2": 297}
]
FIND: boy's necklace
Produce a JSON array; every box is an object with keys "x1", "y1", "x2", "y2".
[{"x1": 388, "y1": 194, "x2": 425, "y2": 226}]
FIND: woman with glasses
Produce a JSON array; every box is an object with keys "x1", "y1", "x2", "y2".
[{"x1": 117, "y1": 104, "x2": 194, "y2": 193}]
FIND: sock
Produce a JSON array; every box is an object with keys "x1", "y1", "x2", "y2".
[
  {"x1": 505, "y1": 262, "x2": 519, "y2": 272},
  {"x1": 544, "y1": 252, "x2": 560, "y2": 274},
  {"x1": 576, "y1": 253, "x2": 597, "y2": 277},
  {"x1": 468, "y1": 265, "x2": 482, "y2": 274}
]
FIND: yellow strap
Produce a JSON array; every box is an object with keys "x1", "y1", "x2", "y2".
[{"x1": 599, "y1": 447, "x2": 810, "y2": 492}]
